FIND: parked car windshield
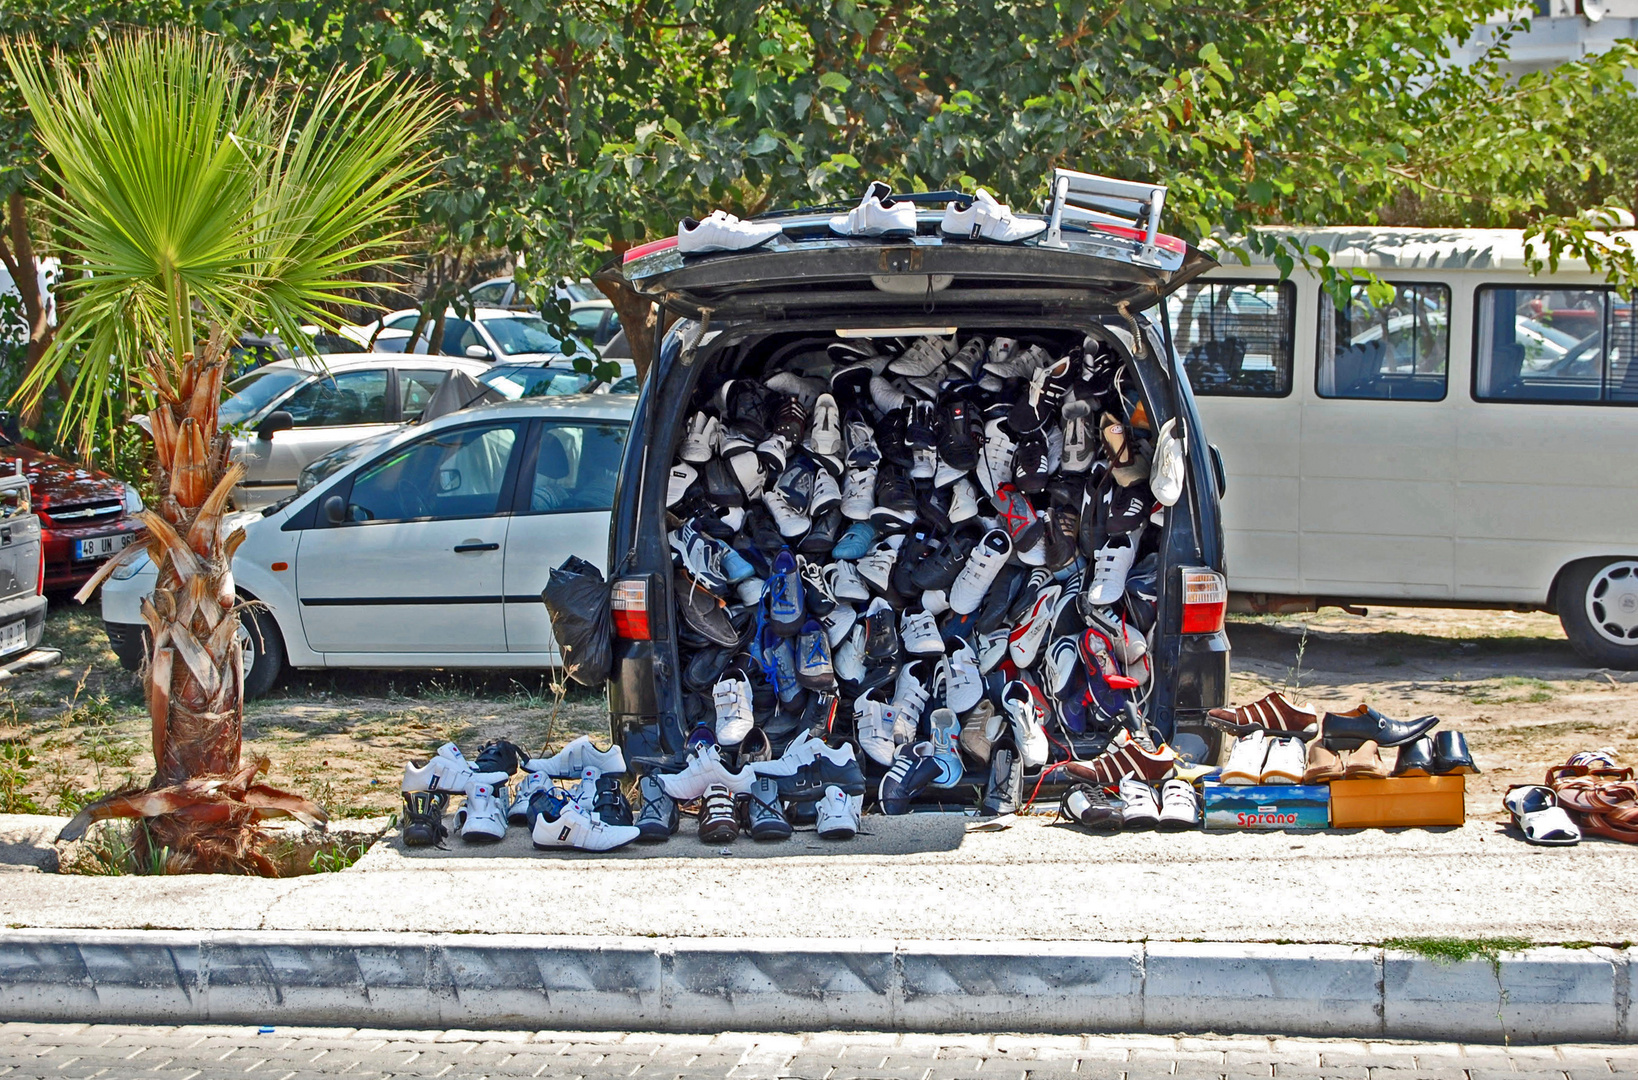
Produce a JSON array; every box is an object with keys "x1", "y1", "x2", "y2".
[
  {"x1": 220, "y1": 368, "x2": 310, "y2": 426},
  {"x1": 479, "y1": 365, "x2": 596, "y2": 398},
  {"x1": 297, "y1": 430, "x2": 400, "y2": 494},
  {"x1": 478, "y1": 315, "x2": 571, "y2": 356}
]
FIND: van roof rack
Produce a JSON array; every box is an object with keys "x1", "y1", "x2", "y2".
[{"x1": 1042, "y1": 169, "x2": 1168, "y2": 266}]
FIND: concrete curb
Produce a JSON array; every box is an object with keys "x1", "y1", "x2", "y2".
[{"x1": 0, "y1": 931, "x2": 1628, "y2": 1043}]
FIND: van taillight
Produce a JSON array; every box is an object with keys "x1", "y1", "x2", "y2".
[
  {"x1": 1181, "y1": 568, "x2": 1227, "y2": 634},
  {"x1": 611, "y1": 578, "x2": 652, "y2": 640}
]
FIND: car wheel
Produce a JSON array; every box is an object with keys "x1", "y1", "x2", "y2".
[
  {"x1": 239, "y1": 606, "x2": 286, "y2": 699},
  {"x1": 1557, "y1": 557, "x2": 1638, "y2": 670}
]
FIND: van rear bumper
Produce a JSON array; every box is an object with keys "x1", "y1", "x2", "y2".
[{"x1": 0, "y1": 593, "x2": 49, "y2": 659}]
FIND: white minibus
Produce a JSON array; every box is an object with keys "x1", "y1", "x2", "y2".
[{"x1": 1177, "y1": 227, "x2": 1638, "y2": 668}]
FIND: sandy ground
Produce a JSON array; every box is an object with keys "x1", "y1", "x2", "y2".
[{"x1": 1, "y1": 599, "x2": 1633, "y2": 828}]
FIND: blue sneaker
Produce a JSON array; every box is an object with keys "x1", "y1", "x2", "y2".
[
  {"x1": 769, "y1": 637, "x2": 802, "y2": 704},
  {"x1": 766, "y1": 549, "x2": 805, "y2": 636},
  {"x1": 878, "y1": 742, "x2": 941, "y2": 815},
  {"x1": 926, "y1": 708, "x2": 964, "y2": 788},
  {"x1": 686, "y1": 722, "x2": 719, "y2": 755},
  {"x1": 721, "y1": 545, "x2": 755, "y2": 584},
  {"x1": 832, "y1": 521, "x2": 877, "y2": 560},
  {"x1": 795, "y1": 618, "x2": 835, "y2": 690}
]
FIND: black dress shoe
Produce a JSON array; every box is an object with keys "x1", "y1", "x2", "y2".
[
  {"x1": 1391, "y1": 736, "x2": 1435, "y2": 777},
  {"x1": 1321, "y1": 705, "x2": 1440, "y2": 749},
  {"x1": 1431, "y1": 730, "x2": 1479, "y2": 775}
]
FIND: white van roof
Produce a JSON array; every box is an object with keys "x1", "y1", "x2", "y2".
[{"x1": 1206, "y1": 226, "x2": 1638, "y2": 275}]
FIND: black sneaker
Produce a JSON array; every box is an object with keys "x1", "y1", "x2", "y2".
[
  {"x1": 635, "y1": 775, "x2": 679, "y2": 842},
  {"x1": 1006, "y1": 352, "x2": 1076, "y2": 435},
  {"x1": 704, "y1": 457, "x2": 745, "y2": 508},
  {"x1": 401, "y1": 790, "x2": 450, "y2": 847},
  {"x1": 726, "y1": 381, "x2": 771, "y2": 442},
  {"x1": 799, "y1": 508, "x2": 843, "y2": 557},
  {"x1": 876, "y1": 406, "x2": 914, "y2": 468},
  {"x1": 1042, "y1": 506, "x2": 1079, "y2": 570},
  {"x1": 937, "y1": 398, "x2": 979, "y2": 470},
  {"x1": 771, "y1": 395, "x2": 808, "y2": 444},
  {"x1": 862, "y1": 599, "x2": 899, "y2": 660},
  {"x1": 744, "y1": 776, "x2": 793, "y2": 840},
  {"x1": 1106, "y1": 479, "x2": 1153, "y2": 534},
  {"x1": 747, "y1": 504, "x2": 784, "y2": 556},
  {"x1": 593, "y1": 776, "x2": 634, "y2": 826},
  {"x1": 472, "y1": 739, "x2": 527, "y2": 777},
  {"x1": 907, "y1": 401, "x2": 938, "y2": 478},
  {"x1": 911, "y1": 525, "x2": 980, "y2": 592},
  {"x1": 917, "y1": 482, "x2": 954, "y2": 532},
  {"x1": 871, "y1": 463, "x2": 918, "y2": 531},
  {"x1": 1012, "y1": 434, "x2": 1050, "y2": 494},
  {"x1": 892, "y1": 528, "x2": 938, "y2": 598},
  {"x1": 776, "y1": 744, "x2": 868, "y2": 802},
  {"x1": 980, "y1": 748, "x2": 1020, "y2": 818},
  {"x1": 800, "y1": 689, "x2": 840, "y2": 737},
  {"x1": 975, "y1": 564, "x2": 1025, "y2": 635}
]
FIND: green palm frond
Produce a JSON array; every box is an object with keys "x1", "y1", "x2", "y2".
[{"x1": 1, "y1": 29, "x2": 445, "y2": 450}]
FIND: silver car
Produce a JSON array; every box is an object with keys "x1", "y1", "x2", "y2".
[{"x1": 223, "y1": 353, "x2": 489, "y2": 510}]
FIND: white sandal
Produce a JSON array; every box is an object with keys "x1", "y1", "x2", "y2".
[{"x1": 1504, "y1": 785, "x2": 1581, "y2": 846}]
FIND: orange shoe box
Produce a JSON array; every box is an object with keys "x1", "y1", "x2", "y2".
[{"x1": 1328, "y1": 775, "x2": 1466, "y2": 828}]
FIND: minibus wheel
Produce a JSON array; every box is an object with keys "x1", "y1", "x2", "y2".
[{"x1": 1557, "y1": 558, "x2": 1638, "y2": 670}]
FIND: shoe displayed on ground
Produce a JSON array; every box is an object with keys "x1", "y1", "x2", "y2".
[
  {"x1": 1219, "y1": 730, "x2": 1269, "y2": 786},
  {"x1": 879, "y1": 742, "x2": 941, "y2": 815},
  {"x1": 1207, "y1": 691, "x2": 1320, "y2": 736},
  {"x1": 678, "y1": 210, "x2": 781, "y2": 253},
  {"x1": 401, "y1": 790, "x2": 450, "y2": 847},
  {"x1": 1059, "y1": 783, "x2": 1121, "y2": 832},
  {"x1": 745, "y1": 776, "x2": 793, "y2": 840},
  {"x1": 1260, "y1": 736, "x2": 1307, "y2": 785},
  {"x1": 1320, "y1": 705, "x2": 1440, "y2": 749},
  {"x1": 712, "y1": 667, "x2": 756, "y2": 746},
  {"x1": 1085, "y1": 534, "x2": 1138, "y2": 607},
  {"x1": 592, "y1": 776, "x2": 634, "y2": 826},
  {"x1": 1157, "y1": 779, "x2": 1202, "y2": 831},
  {"x1": 776, "y1": 740, "x2": 868, "y2": 803},
  {"x1": 926, "y1": 708, "x2": 965, "y2": 788},
  {"x1": 454, "y1": 772, "x2": 510, "y2": 842},
  {"x1": 531, "y1": 794, "x2": 641, "y2": 852},
  {"x1": 829, "y1": 181, "x2": 917, "y2": 237},
  {"x1": 980, "y1": 747, "x2": 1021, "y2": 818},
  {"x1": 1504, "y1": 785, "x2": 1581, "y2": 847},
  {"x1": 634, "y1": 775, "x2": 679, "y2": 842},
  {"x1": 1062, "y1": 731, "x2": 1177, "y2": 786},
  {"x1": 949, "y1": 529, "x2": 1012, "y2": 614},
  {"x1": 816, "y1": 784, "x2": 863, "y2": 839},
  {"x1": 698, "y1": 783, "x2": 740, "y2": 843},
  {"x1": 402, "y1": 742, "x2": 477, "y2": 794},
  {"x1": 1001, "y1": 679, "x2": 1050, "y2": 769},
  {"x1": 658, "y1": 744, "x2": 757, "y2": 800},
  {"x1": 1118, "y1": 777, "x2": 1161, "y2": 829},
  {"x1": 508, "y1": 769, "x2": 550, "y2": 827},
  {"x1": 940, "y1": 188, "x2": 1047, "y2": 243}
]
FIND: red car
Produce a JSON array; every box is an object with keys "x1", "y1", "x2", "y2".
[{"x1": 0, "y1": 433, "x2": 143, "y2": 592}]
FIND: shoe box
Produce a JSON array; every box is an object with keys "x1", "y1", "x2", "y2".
[
  {"x1": 1201, "y1": 782, "x2": 1330, "y2": 831},
  {"x1": 1328, "y1": 775, "x2": 1466, "y2": 829}
]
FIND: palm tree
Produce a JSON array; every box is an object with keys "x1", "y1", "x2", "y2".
[{"x1": 3, "y1": 30, "x2": 445, "y2": 874}]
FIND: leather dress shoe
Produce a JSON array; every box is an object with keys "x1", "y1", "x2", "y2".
[
  {"x1": 1321, "y1": 705, "x2": 1439, "y2": 749},
  {"x1": 1392, "y1": 736, "x2": 1435, "y2": 777},
  {"x1": 1208, "y1": 691, "x2": 1320, "y2": 736},
  {"x1": 1431, "y1": 730, "x2": 1479, "y2": 776}
]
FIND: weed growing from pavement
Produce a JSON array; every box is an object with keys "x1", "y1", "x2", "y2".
[
  {"x1": 0, "y1": 739, "x2": 40, "y2": 812},
  {"x1": 1282, "y1": 626, "x2": 1310, "y2": 697},
  {"x1": 308, "y1": 839, "x2": 371, "y2": 873},
  {"x1": 1382, "y1": 935, "x2": 1531, "y2": 967}
]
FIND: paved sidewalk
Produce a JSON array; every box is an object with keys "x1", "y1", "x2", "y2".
[
  {"x1": 3, "y1": 815, "x2": 1635, "y2": 944},
  {"x1": 2, "y1": 1023, "x2": 1635, "y2": 1079}
]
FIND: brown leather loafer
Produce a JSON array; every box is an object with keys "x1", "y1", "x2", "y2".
[
  {"x1": 1061, "y1": 735, "x2": 1176, "y2": 786},
  {"x1": 1342, "y1": 741, "x2": 1390, "y2": 780},
  {"x1": 1304, "y1": 740, "x2": 1345, "y2": 784}
]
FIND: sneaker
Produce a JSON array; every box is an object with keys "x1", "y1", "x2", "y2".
[
  {"x1": 1008, "y1": 353, "x2": 1075, "y2": 435},
  {"x1": 1063, "y1": 732, "x2": 1178, "y2": 786},
  {"x1": 795, "y1": 619, "x2": 836, "y2": 689},
  {"x1": 508, "y1": 769, "x2": 550, "y2": 826},
  {"x1": 854, "y1": 688, "x2": 899, "y2": 767},
  {"x1": 988, "y1": 342, "x2": 1051, "y2": 381},
  {"x1": 592, "y1": 776, "x2": 634, "y2": 826},
  {"x1": 1008, "y1": 582, "x2": 1062, "y2": 669},
  {"x1": 402, "y1": 742, "x2": 476, "y2": 794},
  {"x1": 799, "y1": 508, "x2": 844, "y2": 557},
  {"x1": 766, "y1": 550, "x2": 805, "y2": 635},
  {"x1": 400, "y1": 790, "x2": 449, "y2": 847},
  {"x1": 1157, "y1": 778, "x2": 1202, "y2": 831},
  {"x1": 667, "y1": 464, "x2": 697, "y2": 507},
  {"x1": 948, "y1": 478, "x2": 979, "y2": 523},
  {"x1": 975, "y1": 420, "x2": 1017, "y2": 500},
  {"x1": 658, "y1": 744, "x2": 757, "y2": 800},
  {"x1": 767, "y1": 371, "x2": 826, "y2": 408},
  {"x1": 855, "y1": 535, "x2": 904, "y2": 594},
  {"x1": 1118, "y1": 777, "x2": 1161, "y2": 830},
  {"x1": 526, "y1": 735, "x2": 627, "y2": 780},
  {"x1": 671, "y1": 522, "x2": 732, "y2": 593},
  {"x1": 839, "y1": 465, "x2": 878, "y2": 521},
  {"x1": 697, "y1": 783, "x2": 739, "y2": 843},
  {"x1": 724, "y1": 380, "x2": 772, "y2": 442},
  {"x1": 829, "y1": 181, "x2": 917, "y2": 237},
  {"x1": 1261, "y1": 736, "x2": 1307, "y2": 785},
  {"x1": 887, "y1": 335, "x2": 951, "y2": 376},
  {"x1": 979, "y1": 748, "x2": 1021, "y2": 818},
  {"x1": 892, "y1": 659, "x2": 934, "y2": 744},
  {"x1": 948, "y1": 529, "x2": 1012, "y2": 615},
  {"x1": 860, "y1": 596, "x2": 900, "y2": 660},
  {"x1": 941, "y1": 639, "x2": 984, "y2": 713},
  {"x1": 911, "y1": 526, "x2": 979, "y2": 593},
  {"x1": 680, "y1": 413, "x2": 720, "y2": 463},
  {"x1": 832, "y1": 519, "x2": 877, "y2": 560},
  {"x1": 844, "y1": 411, "x2": 881, "y2": 467},
  {"x1": 833, "y1": 623, "x2": 867, "y2": 684},
  {"x1": 1011, "y1": 434, "x2": 1051, "y2": 494},
  {"x1": 900, "y1": 609, "x2": 944, "y2": 655},
  {"x1": 870, "y1": 464, "x2": 918, "y2": 529},
  {"x1": 939, "y1": 187, "x2": 1046, "y2": 243},
  {"x1": 1060, "y1": 784, "x2": 1123, "y2": 833},
  {"x1": 1001, "y1": 680, "x2": 1050, "y2": 769},
  {"x1": 870, "y1": 375, "x2": 909, "y2": 416},
  {"x1": 879, "y1": 742, "x2": 941, "y2": 814},
  {"x1": 531, "y1": 797, "x2": 642, "y2": 852},
  {"x1": 1086, "y1": 606, "x2": 1149, "y2": 667},
  {"x1": 798, "y1": 556, "x2": 837, "y2": 616},
  {"x1": 776, "y1": 740, "x2": 868, "y2": 802},
  {"x1": 455, "y1": 773, "x2": 510, "y2": 842},
  {"x1": 712, "y1": 667, "x2": 756, "y2": 746},
  {"x1": 763, "y1": 487, "x2": 811, "y2": 538},
  {"x1": 1060, "y1": 400, "x2": 1095, "y2": 473},
  {"x1": 745, "y1": 776, "x2": 793, "y2": 840},
  {"x1": 1086, "y1": 535, "x2": 1139, "y2": 607},
  {"x1": 937, "y1": 398, "x2": 979, "y2": 470},
  {"x1": 816, "y1": 784, "x2": 863, "y2": 839},
  {"x1": 635, "y1": 775, "x2": 679, "y2": 842},
  {"x1": 825, "y1": 560, "x2": 871, "y2": 603},
  {"x1": 809, "y1": 468, "x2": 842, "y2": 515},
  {"x1": 959, "y1": 701, "x2": 997, "y2": 765},
  {"x1": 678, "y1": 210, "x2": 782, "y2": 253},
  {"x1": 926, "y1": 708, "x2": 964, "y2": 788},
  {"x1": 756, "y1": 431, "x2": 791, "y2": 476}
]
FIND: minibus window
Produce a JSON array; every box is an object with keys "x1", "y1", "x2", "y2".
[
  {"x1": 1317, "y1": 283, "x2": 1450, "y2": 401},
  {"x1": 1473, "y1": 287, "x2": 1629, "y2": 404},
  {"x1": 1170, "y1": 281, "x2": 1295, "y2": 397}
]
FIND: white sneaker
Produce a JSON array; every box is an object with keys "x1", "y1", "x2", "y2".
[
  {"x1": 402, "y1": 742, "x2": 475, "y2": 793},
  {"x1": 766, "y1": 371, "x2": 825, "y2": 408},
  {"x1": 869, "y1": 374, "x2": 907, "y2": 414},
  {"x1": 1261, "y1": 736, "x2": 1307, "y2": 785},
  {"x1": 840, "y1": 465, "x2": 878, "y2": 520},
  {"x1": 455, "y1": 772, "x2": 510, "y2": 842},
  {"x1": 1086, "y1": 606, "x2": 1148, "y2": 666},
  {"x1": 666, "y1": 463, "x2": 695, "y2": 507},
  {"x1": 1221, "y1": 730, "x2": 1269, "y2": 786},
  {"x1": 1118, "y1": 777, "x2": 1161, "y2": 829},
  {"x1": 816, "y1": 784, "x2": 863, "y2": 839},
  {"x1": 829, "y1": 181, "x2": 917, "y2": 238},
  {"x1": 844, "y1": 415, "x2": 880, "y2": 467},
  {"x1": 568, "y1": 765, "x2": 601, "y2": 815},
  {"x1": 756, "y1": 432, "x2": 790, "y2": 474},
  {"x1": 1086, "y1": 535, "x2": 1139, "y2": 607},
  {"x1": 854, "y1": 689, "x2": 898, "y2": 767},
  {"x1": 823, "y1": 601, "x2": 857, "y2": 647},
  {"x1": 680, "y1": 413, "x2": 719, "y2": 463},
  {"x1": 805, "y1": 393, "x2": 844, "y2": 460},
  {"x1": 834, "y1": 624, "x2": 867, "y2": 683},
  {"x1": 712, "y1": 667, "x2": 756, "y2": 746},
  {"x1": 1158, "y1": 778, "x2": 1202, "y2": 831},
  {"x1": 657, "y1": 744, "x2": 757, "y2": 801},
  {"x1": 949, "y1": 478, "x2": 979, "y2": 522},
  {"x1": 910, "y1": 444, "x2": 936, "y2": 480},
  {"x1": 904, "y1": 365, "x2": 949, "y2": 401},
  {"x1": 975, "y1": 419, "x2": 1017, "y2": 500},
  {"x1": 810, "y1": 468, "x2": 842, "y2": 515},
  {"x1": 1060, "y1": 400, "x2": 1094, "y2": 473},
  {"x1": 921, "y1": 589, "x2": 950, "y2": 617},
  {"x1": 977, "y1": 628, "x2": 1010, "y2": 673},
  {"x1": 900, "y1": 609, "x2": 944, "y2": 655},
  {"x1": 763, "y1": 488, "x2": 811, "y2": 538},
  {"x1": 941, "y1": 640, "x2": 984, "y2": 713},
  {"x1": 948, "y1": 529, "x2": 1012, "y2": 614},
  {"x1": 526, "y1": 735, "x2": 627, "y2": 780},
  {"x1": 825, "y1": 560, "x2": 871, "y2": 602},
  {"x1": 1152, "y1": 418, "x2": 1186, "y2": 507},
  {"x1": 940, "y1": 188, "x2": 1047, "y2": 243},
  {"x1": 532, "y1": 800, "x2": 641, "y2": 851},
  {"x1": 1002, "y1": 681, "x2": 1050, "y2": 769},
  {"x1": 987, "y1": 343, "x2": 1050, "y2": 381},
  {"x1": 728, "y1": 450, "x2": 765, "y2": 500},
  {"x1": 892, "y1": 660, "x2": 933, "y2": 744},
  {"x1": 678, "y1": 210, "x2": 782, "y2": 253},
  {"x1": 854, "y1": 535, "x2": 904, "y2": 594},
  {"x1": 1008, "y1": 583, "x2": 1062, "y2": 669},
  {"x1": 889, "y1": 335, "x2": 955, "y2": 376},
  {"x1": 932, "y1": 455, "x2": 966, "y2": 488}
]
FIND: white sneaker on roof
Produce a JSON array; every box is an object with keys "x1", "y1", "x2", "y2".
[
  {"x1": 678, "y1": 210, "x2": 782, "y2": 254},
  {"x1": 940, "y1": 188, "x2": 1047, "y2": 244},
  {"x1": 829, "y1": 182, "x2": 918, "y2": 238}
]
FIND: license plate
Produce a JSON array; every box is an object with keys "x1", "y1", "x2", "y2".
[
  {"x1": 0, "y1": 620, "x2": 26, "y2": 657},
  {"x1": 75, "y1": 533, "x2": 133, "y2": 561}
]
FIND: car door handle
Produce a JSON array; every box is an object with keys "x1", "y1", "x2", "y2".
[{"x1": 453, "y1": 541, "x2": 500, "y2": 553}]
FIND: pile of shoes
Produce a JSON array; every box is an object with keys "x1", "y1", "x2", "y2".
[
  {"x1": 1516, "y1": 747, "x2": 1638, "y2": 846},
  {"x1": 1058, "y1": 773, "x2": 1206, "y2": 833},
  {"x1": 398, "y1": 736, "x2": 642, "y2": 853},
  {"x1": 1206, "y1": 692, "x2": 1478, "y2": 784},
  {"x1": 666, "y1": 327, "x2": 1176, "y2": 820}
]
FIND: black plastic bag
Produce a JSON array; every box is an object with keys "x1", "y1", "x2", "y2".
[{"x1": 542, "y1": 555, "x2": 612, "y2": 687}]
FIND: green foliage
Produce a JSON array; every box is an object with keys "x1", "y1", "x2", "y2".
[
  {"x1": 308, "y1": 838, "x2": 370, "y2": 873},
  {"x1": 1383, "y1": 935, "x2": 1533, "y2": 966},
  {"x1": 0, "y1": 739, "x2": 41, "y2": 813}
]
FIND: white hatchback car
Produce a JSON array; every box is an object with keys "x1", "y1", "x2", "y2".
[
  {"x1": 341, "y1": 306, "x2": 595, "y2": 364},
  {"x1": 102, "y1": 395, "x2": 635, "y2": 696}
]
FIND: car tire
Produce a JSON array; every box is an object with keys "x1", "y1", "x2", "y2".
[
  {"x1": 1557, "y1": 557, "x2": 1638, "y2": 670},
  {"x1": 239, "y1": 606, "x2": 286, "y2": 699}
]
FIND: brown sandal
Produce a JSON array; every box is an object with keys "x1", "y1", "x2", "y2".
[
  {"x1": 1342, "y1": 741, "x2": 1389, "y2": 780},
  {"x1": 1304, "y1": 740, "x2": 1344, "y2": 784},
  {"x1": 1547, "y1": 765, "x2": 1638, "y2": 844}
]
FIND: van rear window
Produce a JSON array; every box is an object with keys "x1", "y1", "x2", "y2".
[
  {"x1": 1473, "y1": 286, "x2": 1638, "y2": 405},
  {"x1": 1317, "y1": 282, "x2": 1450, "y2": 401},
  {"x1": 1170, "y1": 281, "x2": 1296, "y2": 397}
]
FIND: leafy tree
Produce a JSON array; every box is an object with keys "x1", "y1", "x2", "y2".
[{"x1": 4, "y1": 29, "x2": 444, "y2": 873}]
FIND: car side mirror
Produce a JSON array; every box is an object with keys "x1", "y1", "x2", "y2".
[
  {"x1": 465, "y1": 344, "x2": 493, "y2": 360},
  {"x1": 323, "y1": 494, "x2": 346, "y2": 525},
  {"x1": 256, "y1": 410, "x2": 295, "y2": 440}
]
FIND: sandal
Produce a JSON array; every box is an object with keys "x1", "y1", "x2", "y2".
[
  {"x1": 1547, "y1": 764, "x2": 1638, "y2": 845},
  {"x1": 1303, "y1": 740, "x2": 1344, "y2": 784},
  {"x1": 1502, "y1": 785, "x2": 1580, "y2": 846},
  {"x1": 1342, "y1": 741, "x2": 1389, "y2": 780}
]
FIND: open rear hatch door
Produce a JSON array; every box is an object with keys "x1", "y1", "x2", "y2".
[{"x1": 606, "y1": 170, "x2": 1217, "y2": 323}]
